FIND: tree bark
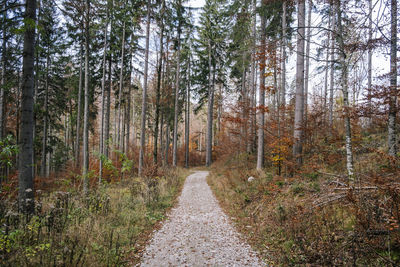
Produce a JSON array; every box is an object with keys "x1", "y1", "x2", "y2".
[
  {"x1": 206, "y1": 39, "x2": 214, "y2": 167},
  {"x1": 82, "y1": 0, "x2": 90, "y2": 194},
  {"x1": 304, "y1": 0, "x2": 312, "y2": 127},
  {"x1": 336, "y1": 0, "x2": 354, "y2": 180},
  {"x1": 293, "y1": 0, "x2": 305, "y2": 165},
  {"x1": 105, "y1": 52, "x2": 112, "y2": 158},
  {"x1": 154, "y1": 0, "x2": 165, "y2": 164},
  {"x1": 256, "y1": 8, "x2": 266, "y2": 170},
  {"x1": 125, "y1": 51, "x2": 132, "y2": 153},
  {"x1": 249, "y1": 0, "x2": 257, "y2": 153},
  {"x1": 75, "y1": 44, "x2": 83, "y2": 168},
  {"x1": 18, "y1": 0, "x2": 37, "y2": 213},
  {"x1": 32, "y1": 0, "x2": 41, "y2": 178},
  {"x1": 172, "y1": 1, "x2": 181, "y2": 167},
  {"x1": 280, "y1": 0, "x2": 287, "y2": 108},
  {"x1": 99, "y1": 11, "x2": 108, "y2": 183},
  {"x1": 117, "y1": 21, "x2": 126, "y2": 150},
  {"x1": 185, "y1": 56, "x2": 190, "y2": 168},
  {"x1": 40, "y1": 52, "x2": 50, "y2": 177},
  {"x1": 328, "y1": 6, "x2": 336, "y2": 128},
  {"x1": 0, "y1": 6, "x2": 6, "y2": 140},
  {"x1": 323, "y1": 14, "x2": 331, "y2": 124},
  {"x1": 138, "y1": 0, "x2": 151, "y2": 176},
  {"x1": 241, "y1": 54, "x2": 247, "y2": 152},
  {"x1": 388, "y1": 0, "x2": 397, "y2": 156},
  {"x1": 367, "y1": 0, "x2": 372, "y2": 126}
]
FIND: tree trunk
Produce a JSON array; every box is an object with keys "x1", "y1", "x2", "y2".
[
  {"x1": 40, "y1": 52, "x2": 50, "y2": 177},
  {"x1": 125, "y1": 53, "x2": 132, "y2": 153},
  {"x1": 280, "y1": 0, "x2": 287, "y2": 108},
  {"x1": 18, "y1": 0, "x2": 37, "y2": 213},
  {"x1": 82, "y1": 0, "x2": 90, "y2": 194},
  {"x1": 160, "y1": 113, "x2": 164, "y2": 163},
  {"x1": 154, "y1": 0, "x2": 165, "y2": 164},
  {"x1": 138, "y1": 0, "x2": 151, "y2": 176},
  {"x1": 206, "y1": 39, "x2": 214, "y2": 167},
  {"x1": 249, "y1": 0, "x2": 257, "y2": 153},
  {"x1": 117, "y1": 21, "x2": 126, "y2": 150},
  {"x1": 323, "y1": 14, "x2": 331, "y2": 124},
  {"x1": 165, "y1": 124, "x2": 170, "y2": 165},
  {"x1": 0, "y1": 6, "x2": 6, "y2": 140},
  {"x1": 241, "y1": 55, "x2": 247, "y2": 152},
  {"x1": 388, "y1": 0, "x2": 397, "y2": 156},
  {"x1": 105, "y1": 53, "x2": 112, "y2": 158},
  {"x1": 256, "y1": 8, "x2": 266, "y2": 170},
  {"x1": 367, "y1": 0, "x2": 373, "y2": 127},
  {"x1": 328, "y1": 6, "x2": 336, "y2": 128},
  {"x1": 99, "y1": 12, "x2": 108, "y2": 183},
  {"x1": 336, "y1": 0, "x2": 354, "y2": 180},
  {"x1": 185, "y1": 56, "x2": 190, "y2": 168},
  {"x1": 172, "y1": 2, "x2": 181, "y2": 167},
  {"x1": 293, "y1": 0, "x2": 306, "y2": 165},
  {"x1": 32, "y1": 0, "x2": 41, "y2": 178},
  {"x1": 75, "y1": 44, "x2": 83, "y2": 168},
  {"x1": 304, "y1": 0, "x2": 312, "y2": 127}
]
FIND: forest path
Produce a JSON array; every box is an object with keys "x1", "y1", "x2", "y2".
[{"x1": 139, "y1": 171, "x2": 265, "y2": 267}]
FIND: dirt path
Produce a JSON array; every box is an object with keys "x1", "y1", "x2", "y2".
[{"x1": 140, "y1": 171, "x2": 265, "y2": 267}]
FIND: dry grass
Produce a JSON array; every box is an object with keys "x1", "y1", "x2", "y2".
[
  {"x1": 0, "y1": 167, "x2": 189, "y2": 266},
  {"x1": 208, "y1": 148, "x2": 400, "y2": 266}
]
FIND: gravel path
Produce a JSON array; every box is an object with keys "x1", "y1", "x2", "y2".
[{"x1": 140, "y1": 171, "x2": 265, "y2": 267}]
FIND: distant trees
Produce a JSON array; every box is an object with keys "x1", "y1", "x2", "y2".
[
  {"x1": 196, "y1": 0, "x2": 228, "y2": 167},
  {"x1": 0, "y1": 0, "x2": 397, "y2": 208}
]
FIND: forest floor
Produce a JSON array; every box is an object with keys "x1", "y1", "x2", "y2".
[
  {"x1": 207, "y1": 151, "x2": 400, "y2": 266},
  {"x1": 139, "y1": 171, "x2": 265, "y2": 267}
]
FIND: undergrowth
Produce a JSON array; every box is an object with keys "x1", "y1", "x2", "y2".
[
  {"x1": 208, "y1": 149, "x2": 400, "y2": 266},
  {"x1": 0, "y1": 167, "x2": 188, "y2": 266}
]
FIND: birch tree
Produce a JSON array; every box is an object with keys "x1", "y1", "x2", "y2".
[{"x1": 336, "y1": 0, "x2": 354, "y2": 180}]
